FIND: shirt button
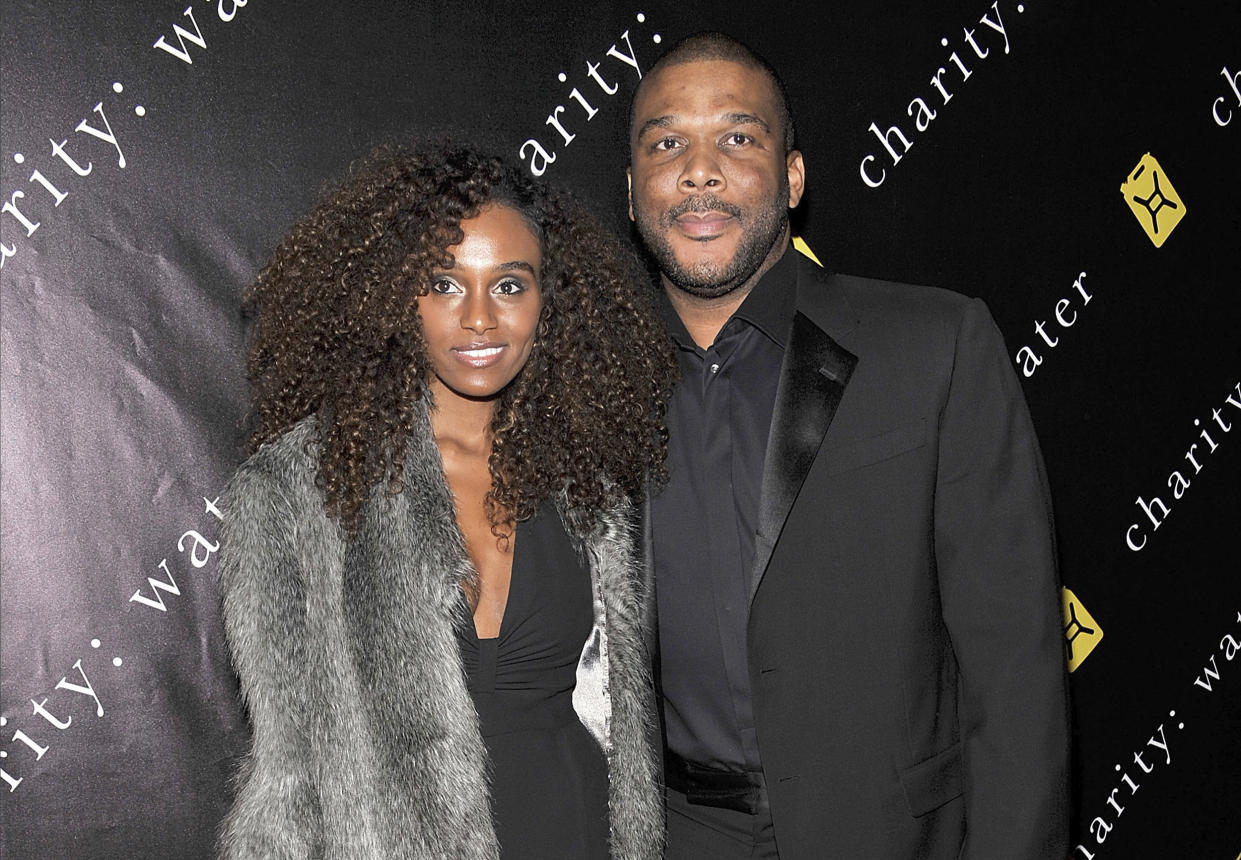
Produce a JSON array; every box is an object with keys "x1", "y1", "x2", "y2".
[{"x1": 709, "y1": 363, "x2": 720, "y2": 374}]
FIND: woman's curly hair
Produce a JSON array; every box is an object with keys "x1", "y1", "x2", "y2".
[{"x1": 244, "y1": 142, "x2": 675, "y2": 531}]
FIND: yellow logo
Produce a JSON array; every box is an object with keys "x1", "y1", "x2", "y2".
[
  {"x1": 792, "y1": 236, "x2": 823, "y2": 267},
  {"x1": 1120, "y1": 153, "x2": 1186, "y2": 248},
  {"x1": 1063, "y1": 587, "x2": 1103, "y2": 672}
]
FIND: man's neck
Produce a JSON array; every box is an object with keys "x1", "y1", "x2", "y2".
[{"x1": 663, "y1": 235, "x2": 789, "y2": 350}]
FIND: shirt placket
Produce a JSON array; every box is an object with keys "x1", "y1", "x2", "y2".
[{"x1": 701, "y1": 331, "x2": 760, "y2": 770}]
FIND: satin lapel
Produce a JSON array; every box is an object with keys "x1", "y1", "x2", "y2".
[
  {"x1": 640, "y1": 486, "x2": 658, "y2": 660},
  {"x1": 750, "y1": 310, "x2": 857, "y2": 603}
]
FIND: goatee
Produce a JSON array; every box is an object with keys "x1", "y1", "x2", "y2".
[{"x1": 634, "y1": 190, "x2": 788, "y2": 300}]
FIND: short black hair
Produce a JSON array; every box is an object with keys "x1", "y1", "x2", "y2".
[{"x1": 631, "y1": 32, "x2": 796, "y2": 153}]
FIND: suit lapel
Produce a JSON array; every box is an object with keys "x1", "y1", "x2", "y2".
[{"x1": 750, "y1": 277, "x2": 858, "y2": 603}]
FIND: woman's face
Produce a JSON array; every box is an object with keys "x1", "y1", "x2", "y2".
[{"x1": 417, "y1": 204, "x2": 543, "y2": 404}]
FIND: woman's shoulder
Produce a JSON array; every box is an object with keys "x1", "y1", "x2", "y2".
[{"x1": 225, "y1": 416, "x2": 321, "y2": 514}]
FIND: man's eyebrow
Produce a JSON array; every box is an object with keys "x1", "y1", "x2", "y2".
[
  {"x1": 636, "y1": 115, "x2": 675, "y2": 140},
  {"x1": 497, "y1": 260, "x2": 537, "y2": 275},
  {"x1": 637, "y1": 112, "x2": 772, "y2": 140},
  {"x1": 724, "y1": 112, "x2": 771, "y2": 132}
]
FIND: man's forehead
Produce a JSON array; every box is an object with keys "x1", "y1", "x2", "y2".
[{"x1": 634, "y1": 59, "x2": 779, "y2": 122}]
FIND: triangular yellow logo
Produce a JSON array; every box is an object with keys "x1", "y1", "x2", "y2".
[
  {"x1": 1062, "y1": 587, "x2": 1104, "y2": 672},
  {"x1": 792, "y1": 236, "x2": 823, "y2": 267}
]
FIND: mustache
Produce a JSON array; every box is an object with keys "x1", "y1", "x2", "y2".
[{"x1": 666, "y1": 195, "x2": 744, "y2": 220}]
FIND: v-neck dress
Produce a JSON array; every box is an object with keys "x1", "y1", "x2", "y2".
[{"x1": 454, "y1": 501, "x2": 611, "y2": 859}]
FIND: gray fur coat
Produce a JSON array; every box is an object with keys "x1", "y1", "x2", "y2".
[{"x1": 217, "y1": 408, "x2": 663, "y2": 859}]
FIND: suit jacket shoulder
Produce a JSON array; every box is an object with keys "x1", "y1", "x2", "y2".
[
  {"x1": 791, "y1": 256, "x2": 1016, "y2": 442},
  {"x1": 797, "y1": 256, "x2": 990, "y2": 357}
]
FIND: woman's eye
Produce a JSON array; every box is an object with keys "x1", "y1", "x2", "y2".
[
  {"x1": 431, "y1": 278, "x2": 460, "y2": 294},
  {"x1": 494, "y1": 279, "x2": 527, "y2": 296}
]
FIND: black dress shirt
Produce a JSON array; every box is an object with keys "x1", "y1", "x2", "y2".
[{"x1": 651, "y1": 249, "x2": 798, "y2": 772}]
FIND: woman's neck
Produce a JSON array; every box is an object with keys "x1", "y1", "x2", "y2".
[{"x1": 427, "y1": 378, "x2": 497, "y2": 457}]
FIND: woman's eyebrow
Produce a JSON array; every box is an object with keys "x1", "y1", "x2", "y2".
[{"x1": 496, "y1": 260, "x2": 537, "y2": 275}]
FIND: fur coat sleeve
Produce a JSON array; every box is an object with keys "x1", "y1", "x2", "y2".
[{"x1": 217, "y1": 427, "x2": 326, "y2": 858}]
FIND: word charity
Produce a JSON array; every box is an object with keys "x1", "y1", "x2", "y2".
[
  {"x1": 860, "y1": 0, "x2": 1026, "y2": 187},
  {"x1": 1125, "y1": 379, "x2": 1241, "y2": 551}
]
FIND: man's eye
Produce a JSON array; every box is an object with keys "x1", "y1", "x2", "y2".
[
  {"x1": 652, "y1": 137, "x2": 682, "y2": 152},
  {"x1": 724, "y1": 133, "x2": 752, "y2": 146}
]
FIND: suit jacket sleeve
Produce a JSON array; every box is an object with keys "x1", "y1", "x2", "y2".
[
  {"x1": 933, "y1": 298, "x2": 1070, "y2": 858},
  {"x1": 216, "y1": 460, "x2": 323, "y2": 859}
]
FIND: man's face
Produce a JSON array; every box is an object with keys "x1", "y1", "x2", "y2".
[{"x1": 628, "y1": 59, "x2": 804, "y2": 299}]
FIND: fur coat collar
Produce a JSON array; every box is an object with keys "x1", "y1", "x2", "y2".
[{"x1": 217, "y1": 406, "x2": 663, "y2": 859}]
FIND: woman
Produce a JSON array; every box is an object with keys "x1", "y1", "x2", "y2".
[{"x1": 217, "y1": 143, "x2": 673, "y2": 859}]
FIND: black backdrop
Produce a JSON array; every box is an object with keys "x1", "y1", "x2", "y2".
[{"x1": 2, "y1": 2, "x2": 1238, "y2": 858}]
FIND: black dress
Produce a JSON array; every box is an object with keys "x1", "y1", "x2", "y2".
[{"x1": 455, "y1": 502, "x2": 611, "y2": 859}]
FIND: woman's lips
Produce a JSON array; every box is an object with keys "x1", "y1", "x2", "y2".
[
  {"x1": 675, "y1": 211, "x2": 734, "y2": 239},
  {"x1": 452, "y1": 343, "x2": 506, "y2": 368}
]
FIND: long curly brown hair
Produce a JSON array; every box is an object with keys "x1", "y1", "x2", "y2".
[{"x1": 244, "y1": 142, "x2": 674, "y2": 531}]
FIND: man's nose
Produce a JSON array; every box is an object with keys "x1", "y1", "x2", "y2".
[{"x1": 679, "y1": 147, "x2": 724, "y2": 192}]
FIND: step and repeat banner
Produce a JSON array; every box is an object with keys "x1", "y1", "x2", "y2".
[{"x1": 1, "y1": 1, "x2": 1237, "y2": 857}]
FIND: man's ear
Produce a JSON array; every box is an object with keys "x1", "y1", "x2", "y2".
[
  {"x1": 786, "y1": 150, "x2": 806, "y2": 209},
  {"x1": 626, "y1": 167, "x2": 635, "y2": 221}
]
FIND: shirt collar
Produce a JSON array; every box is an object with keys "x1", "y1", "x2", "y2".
[{"x1": 657, "y1": 246, "x2": 799, "y2": 351}]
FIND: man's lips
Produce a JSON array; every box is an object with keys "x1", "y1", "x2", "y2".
[
  {"x1": 451, "y1": 343, "x2": 507, "y2": 367},
  {"x1": 674, "y1": 211, "x2": 735, "y2": 238}
]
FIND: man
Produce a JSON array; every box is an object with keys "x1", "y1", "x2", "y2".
[{"x1": 628, "y1": 33, "x2": 1069, "y2": 859}]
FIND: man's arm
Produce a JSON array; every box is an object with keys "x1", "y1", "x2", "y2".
[{"x1": 933, "y1": 297, "x2": 1071, "y2": 859}]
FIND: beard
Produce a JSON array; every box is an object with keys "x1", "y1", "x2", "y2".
[{"x1": 634, "y1": 182, "x2": 789, "y2": 299}]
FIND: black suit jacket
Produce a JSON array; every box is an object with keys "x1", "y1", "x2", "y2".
[{"x1": 646, "y1": 254, "x2": 1070, "y2": 859}]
